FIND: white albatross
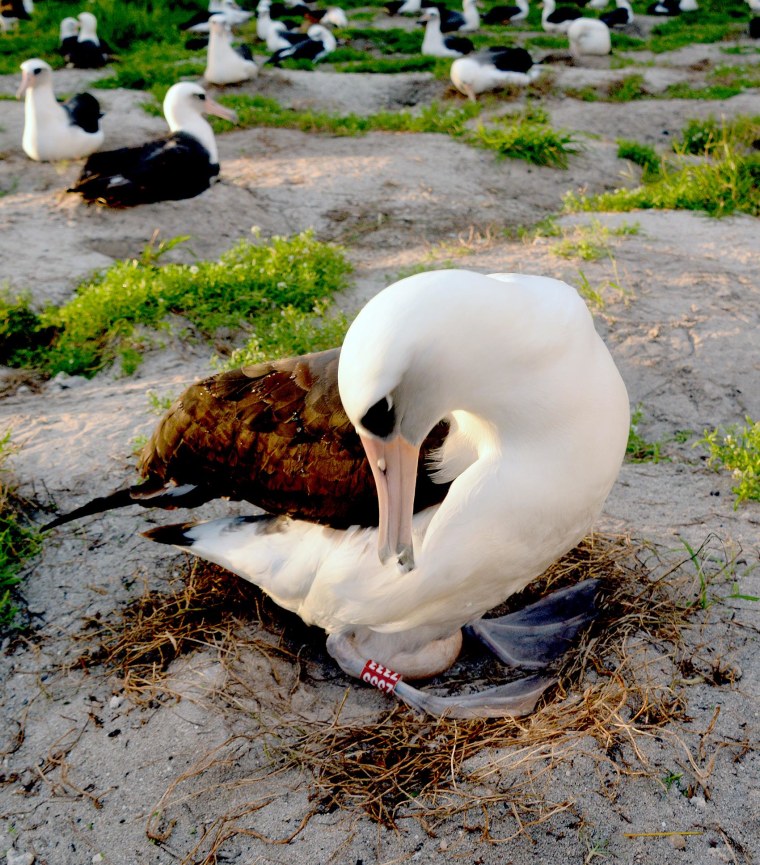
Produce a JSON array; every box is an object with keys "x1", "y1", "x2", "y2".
[
  {"x1": 567, "y1": 17, "x2": 611, "y2": 57},
  {"x1": 204, "y1": 14, "x2": 257, "y2": 84},
  {"x1": 450, "y1": 46, "x2": 540, "y2": 100},
  {"x1": 136, "y1": 270, "x2": 630, "y2": 718},
  {"x1": 17, "y1": 58, "x2": 104, "y2": 161}
]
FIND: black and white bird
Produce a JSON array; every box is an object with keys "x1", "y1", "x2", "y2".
[
  {"x1": 266, "y1": 23, "x2": 336, "y2": 63},
  {"x1": 305, "y1": 6, "x2": 349, "y2": 26},
  {"x1": 541, "y1": 0, "x2": 583, "y2": 32},
  {"x1": 386, "y1": 0, "x2": 431, "y2": 15},
  {"x1": 266, "y1": 19, "x2": 309, "y2": 52},
  {"x1": 450, "y1": 46, "x2": 540, "y2": 100},
  {"x1": 482, "y1": 0, "x2": 529, "y2": 26},
  {"x1": 59, "y1": 16, "x2": 79, "y2": 64},
  {"x1": 420, "y1": 8, "x2": 474, "y2": 57},
  {"x1": 1, "y1": 0, "x2": 32, "y2": 33},
  {"x1": 567, "y1": 17, "x2": 611, "y2": 56},
  {"x1": 68, "y1": 82, "x2": 237, "y2": 207},
  {"x1": 600, "y1": 0, "x2": 633, "y2": 27},
  {"x1": 17, "y1": 58, "x2": 104, "y2": 162},
  {"x1": 204, "y1": 14, "x2": 258, "y2": 83},
  {"x1": 438, "y1": 0, "x2": 480, "y2": 33},
  {"x1": 65, "y1": 11, "x2": 111, "y2": 68}
]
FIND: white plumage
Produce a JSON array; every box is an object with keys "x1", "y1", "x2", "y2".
[
  {"x1": 16, "y1": 58, "x2": 104, "y2": 161},
  {"x1": 204, "y1": 14, "x2": 257, "y2": 84},
  {"x1": 567, "y1": 17, "x2": 611, "y2": 56},
  {"x1": 450, "y1": 47, "x2": 540, "y2": 100},
  {"x1": 152, "y1": 270, "x2": 630, "y2": 715}
]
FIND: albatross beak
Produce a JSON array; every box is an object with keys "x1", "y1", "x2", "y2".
[
  {"x1": 204, "y1": 96, "x2": 238, "y2": 124},
  {"x1": 360, "y1": 433, "x2": 419, "y2": 573},
  {"x1": 16, "y1": 70, "x2": 32, "y2": 99}
]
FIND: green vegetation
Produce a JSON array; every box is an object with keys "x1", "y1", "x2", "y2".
[
  {"x1": 220, "y1": 302, "x2": 351, "y2": 369},
  {"x1": 549, "y1": 218, "x2": 640, "y2": 261},
  {"x1": 94, "y1": 43, "x2": 205, "y2": 91},
  {"x1": 1, "y1": 232, "x2": 352, "y2": 378},
  {"x1": 617, "y1": 139, "x2": 661, "y2": 180},
  {"x1": 0, "y1": 433, "x2": 40, "y2": 633},
  {"x1": 674, "y1": 115, "x2": 760, "y2": 155},
  {"x1": 699, "y1": 417, "x2": 760, "y2": 507},
  {"x1": 626, "y1": 406, "x2": 664, "y2": 463},
  {"x1": 204, "y1": 94, "x2": 482, "y2": 137},
  {"x1": 565, "y1": 148, "x2": 760, "y2": 217},
  {"x1": 473, "y1": 106, "x2": 580, "y2": 168}
]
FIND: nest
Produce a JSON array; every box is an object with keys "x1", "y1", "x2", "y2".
[{"x1": 78, "y1": 532, "x2": 747, "y2": 862}]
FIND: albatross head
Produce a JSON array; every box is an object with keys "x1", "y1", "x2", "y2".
[
  {"x1": 338, "y1": 270, "x2": 490, "y2": 573},
  {"x1": 163, "y1": 82, "x2": 238, "y2": 163},
  {"x1": 16, "y1": 58, "x2": 52, "y2": 99},
  {"x1": 59, "y1": 17, "x2": 78, "y2": 39}
]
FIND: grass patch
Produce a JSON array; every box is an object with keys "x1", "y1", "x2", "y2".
[
  {"x1": 94, "y1": 42, "x2": 205, "y2": 91},
  {"x1": 472, "y1": 106, "x2": 580, "y2": 168},
  {"x1": 674, "y1": 115, "x2": 760, "y2": 155},
  {"x1": 626, "y1": 406, "x2": 665, "y2": 463},
  {"x1": 5, "y1": 232, "x2": 352, "y2": 378},
  {"x1": 698, "y1": 417, "x2": 760, "y2": 507},
  {"x1": 565, "y1": 148, "x2": 760, "y2": 217},
  {"x1": 549, "y1": 218, "x2": 640, "y2": 261},
  {"x1": 0, "y1": 432, "x2": 40, "y2": 634},
  {"x1": 617, "y1": 139, "x2": 661, "y2": 180}
]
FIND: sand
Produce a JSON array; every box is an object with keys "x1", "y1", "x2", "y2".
[{"x1": 1, "y1": 22, "x2": 759, "y2": 865}]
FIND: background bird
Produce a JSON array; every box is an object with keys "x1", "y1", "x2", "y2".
[
  {"x1": 68, "y1": 82, "x2": 237, "y2": 206},
  {"x1": 17, "y1": 58, "x2": 104, "y2": 161}
]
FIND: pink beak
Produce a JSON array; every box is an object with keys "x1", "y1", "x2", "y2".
[
  {"x1": 16, "y1": 69, "x2": 32, "y2": 99},
  {"x1": 361, "y1": 433, "x2": 420, "y2": 572},
  {"x1": 203, "y1": 95, "x2": 238, "y2": 124}
]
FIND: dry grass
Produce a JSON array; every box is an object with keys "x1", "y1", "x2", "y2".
[{"x1": 77, "y1": 533, "x2": 752, "y2": 863}]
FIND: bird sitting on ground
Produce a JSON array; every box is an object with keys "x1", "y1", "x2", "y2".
[
  {"x1": 439, "y1": 0, "x2": 480, "y2": 32},
  {"x1": 450, "y1": 46, "x2": 540, "y2": 99},
  {"x1": 600, "y1": 0, "x2": 633, "y2": 27},
  {"x1": 420, "y1": 7, "x2": 474, "y2": 57},
  {"x1": 65, "y1": 11, "x2": 112, "y2": 68},
  {"x1": 44, "y1": 269, "x2": 630, "y2": 719},
  {"x1": 481, "y1": 0, "x2": 529, "y2": 26},
  {"x1": 183, "y1": 0, "x2": 253, "y2": 32},
  {"x1": 567, "y1": 17, "x2": 611, "y2": 56},
  {"x1": 266, "y1": 22, "x2": 336, "y2": 63},
  {"x1": 68, "y1": 82, "x2": 237, "y2": 206},
  {"x1": 204, "y1": 14, "x2": 258, "y2": 83},
  {"x1": 17, "y1": 58, "x2": 104, "y2": 161},
  {"x1": 58, "y1": 16, "x2": 79, "y2": 64},
  {"x1": 541, "y1": 0, "x2": 583, "y2": 33}
]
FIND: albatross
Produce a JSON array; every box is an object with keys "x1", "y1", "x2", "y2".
[
  {"x1": 204, "y1": 14, "x2": 258, "y2": 84},
  {"x1": 46, "y1": 270, "x2": 630, "y2": 718},
  {"x1": 17, "y1": 58, "x2": 104, "y2": 162},
  {"x1": 68, "y1": 82, "x2": 237, "y2": 206}
]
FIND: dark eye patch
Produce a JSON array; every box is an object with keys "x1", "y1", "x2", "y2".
[{"x1": 361, "y1": 397, "x2": 395, "y2": 438}]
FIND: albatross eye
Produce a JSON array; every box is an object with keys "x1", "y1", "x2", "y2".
[{"x1": 361, "y1": 397, "x2": 395, "y2": 438}]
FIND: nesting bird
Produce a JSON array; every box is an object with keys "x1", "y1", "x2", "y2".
[
  {"x1": 204, "y1": 14, "x2": 258, "y2": 84},
  {"x1": 482, "y1": 0, "x2": 529, "y2": 26},
  {"x1": 266, "y1": 23, "x2": 337, "y2": 64},
  {"x1": 17, "y1": 58, "x2": 104, "y2": 162},
  {"x1": 59, "y1": 16, "x2": 79, "y2": 64},
  {"x1": 600, "y1": 0, "x2": 633, "y2": 27},
  {"x1": 567, "y1": 17, "x2": 611, "y2": 56},
  {"x1": 46, "y1": 269, "x2": 630, "y2": 718},
  {"x1": 420, "y1": 7, "x2": 474, "y2": 57},
  {"x1": 68, "y1": 82, "x2": 237, "y2": 206},
  {"x1": 64, "y1": 11, "x2": 111, "y2": 68},
  {"x1": 183, "y1": 0, "x2": 253, "y2": 33},
  {"x1": 541, "y1": 0, "x2": 583, "y2": 33},
  {"x1": 450, "y1": 46, "x2": 540, "y2": 99}
]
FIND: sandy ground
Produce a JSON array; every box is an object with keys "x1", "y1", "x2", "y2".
[{"x1": 1, "y1": 18, "x2": 760, "y2": 865}]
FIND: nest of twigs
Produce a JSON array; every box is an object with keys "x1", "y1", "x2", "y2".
[{"x1": 78, "y1": 532, "x2": 742, "y2": 862}]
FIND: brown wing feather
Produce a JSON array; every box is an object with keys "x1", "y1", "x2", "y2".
[{"x1": 140, "y1": 348, "x2": 449, "y2": 528}]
